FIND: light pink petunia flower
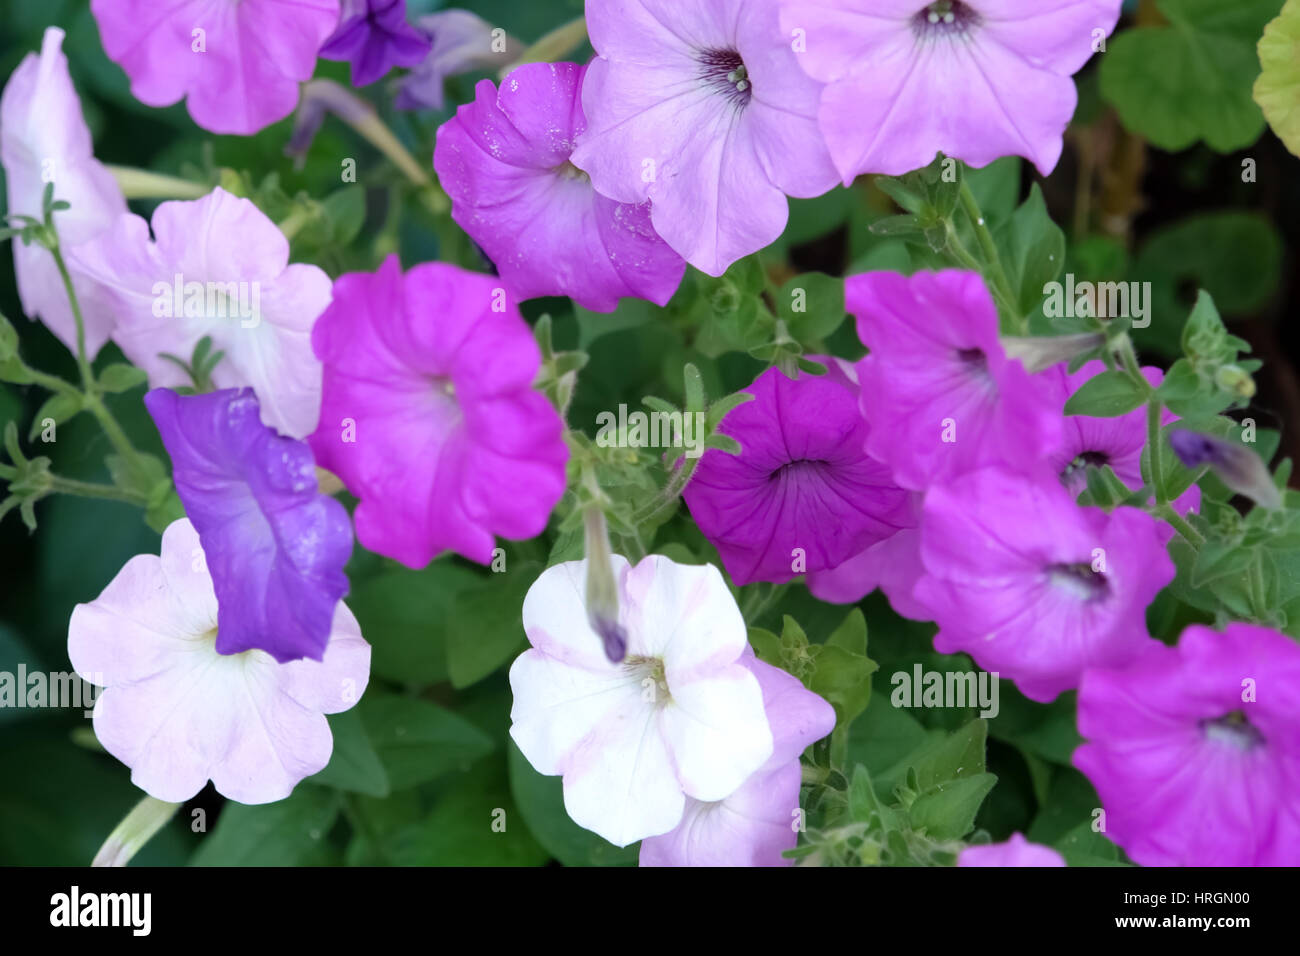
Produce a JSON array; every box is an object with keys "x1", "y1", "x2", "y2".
[
  {"x1": 0, "y1": 27, "x2": 126, "y2": 356},
  {"x1": 569, "y1": 0, "x2": 839, "y2": 276},
  {"x1": 68, "y1": 187, "x2": 332, "y2": 439},
  {"x1": 435, "y1": 61, "x2": 685, "y2": 312},
  {"x1": 779, "y1": 0, "x2": 1123, "y2": 180},
  {"x1": 90, "y1": 0, "x2": 341, "y2": 135},
  {"x1": 68, "y1": 519, "x2": 370, "y2": 805},
  {"x1": 509, "y1": 555, "x2": 774, "y2": 847},
  {"x1": 958, "y1": 832, "x2": 1065, "y2": 867}
]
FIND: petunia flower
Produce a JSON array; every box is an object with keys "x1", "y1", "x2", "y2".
[
  {"x1": 0, "y1": 27, "x2": 126, "y2": 356},
  {"x1": 509, "y1": 555, "x2": 774, "y2": 847},
  {"x1": 90, "y1": 0, "x2": 340, "y2": 136},
  {"x1": 69, "y1": 518, "x2": 370, "y2": 805},
  {"x1": 320, "y1": 0, "x2": 431, "y2": 88},
  {"x1": 684, "y1": 359, "x2": 913, "y2": 586},
  {"x1": 640, "y1": 652, "x2": 834, "y2": 866},
  {"x1": 914, "y1": 465, "x2": 1173, "y2": 703},
  {"x1": 805, "y1": 508, "x2": 931, "y2": 620},
  {"x1": 958, "y1": 833, "x2": 1065, "y2": 867},
  {"x1": 435, "y1": 62, "x2": 685, "y2": 312},
  {"x1": 396, "y1": 9, "x2": 519, "y2": 111},
  {"x1": 1041, "y1": 359, "x2": 1200, "y2": 518},
  {"x1": 779, "y1": 0, "x2": 1123, "y2": 180},
  {"x1": 145, "y1": 387, "x2": 353, "y2": 665},
  {"x1": 1075, "y1": 623, "x2": 1300, "y2": 866},
  {"x1": 68, "y1": 187, "x2": 331, "y2": 439},
  {"x1": 850, "y1": 270, "x2": 1062, "y2": 491},
  {"x1": 569, "y1": 0, "x2": 839, "y2": 276},
  {"x1": 307, "y1": 255, "x2": 567, "y2": 568}
]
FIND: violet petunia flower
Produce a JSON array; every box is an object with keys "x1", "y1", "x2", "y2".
[
  {"x1": 958, "y1": 833, "x2": 1065, "y2": 867},
  {"x1": 569, "y1": 0, "x2": 839, "y2": 276},
  {"x1": 145, "y1": 388, "x2": 353, "y2": 664},
  {"x1": 90, "y1": 0, "x2": 341, "y2": 136},
  {"x1": 640, "y1": 651, "x2": 834, "y2": 866},
  {"x1": 69, "y1": 187, "x2": 332, "y2": 439},
  {"x1": 396, "y1": 9, "x2": 519, "y2": 111},
  {"x1": 69, "y1": 519, "x2": 370, "y2": 805},
  {"x1": 320, "y1": 0, "x2": 431, "y2": 88},
  {"x1": 779, "y1": 0, "x2": 1123, "y2": 181},
  {"x1": 1075, "y1": 623, "x2": 1300, "y2": 866},
  {"x1": 510, "y1": 555, "x2": 774, "y2": 847},
  {"x1": 307, "y1": 256, "x2": 568, "y2": 569},
  {"x1": 0, "y1": 27, "x2": 126, "y2": 357},
  {"x1": 435, "y1": 62, "x2": 686, "y2": 312},
  {"x1": 683, "y1": 359, "x2": 913, "y2": 586},
  {"x1": 914, "y1": 465, "x2": 1173, "y2": 703},
  {"x1": 850, "y1": 270, "x2": 1062, "y2": 491}
]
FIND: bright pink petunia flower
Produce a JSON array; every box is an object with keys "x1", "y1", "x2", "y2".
[
  {"x1": 683, "y1": 359, "x2": 913, "y2": 586},
  {"x1": 90, "y1": 0, "x2": 340, "y2": 135},
  {"x1": 640, "y1": 651, "x2": 833, "y2": 866},
  {"x1": 435, "y1": 62, "x2": 685, "y2": 312},
  {"x1": 1075, "y1": 623, "x2": 1300, "y2": 866},
  {"x1": 958, "y1": 833, "x2": 1065, "y2": 867},
  {"x1": 308, "y1": 255, "x2": 568, "y2": 568},
  {"x1": 569, "y1": 0, "x2": 839, "y2": 277},
  {"x1": 779, "y1": 0, "x2": 1123, "y2": 180},
  {"x1": 850, "y1": 270, "x2": 1062, "y2": 491},
  {"x1": 914, "y1": 465, "x2": 1173, "y2": 703}
]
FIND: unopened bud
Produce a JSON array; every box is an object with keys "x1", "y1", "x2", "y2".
[
  {"x1": 1169, "y1": 429, "x2": 1281, "y2": 509},
  {"x1": 583, "y1": 505, "x2": 627, "y2": 662}
]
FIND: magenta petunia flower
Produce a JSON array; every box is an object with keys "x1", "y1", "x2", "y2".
[
  {"x1": 914, "y1": 465, "x2": 1173, "y2": 703},
  {"x1": 1041, "y1": 359, "x2": 1199, "y2": 518},
  {"x1": 0, "y1": 27, "x2": 126, "y2": 357},
  {"x1": 90, "y1": 0, "x2": 340, "y2": 135},
  {"x1": 396, "y1": 10, "x2": 519, "y2": 111},
  {"x1": 320, "y1": 0, "x2": 431, "y2": 88},
  {"x1": 1075, "y1": 623, "x2": 1300, "y2": 866},
  {"x1": 640, "y1": 651, "x2": 834, "y2": 866},
  {"x1": 805, "y1": 508, "x2": 931, "y2": 620},
  {"x1": 307, "y1": 255, "x2": 567, "y2": 569},
  {"x1": 779, "y1": 0, "x2": 1123, "y2": 180},
  {"x1": 850, "y1": 270, "x2": 1062, "y2": 491},
  {"x1": 958, "y1": 833, "x2": 1065, "y2": 867},
  {"x1": 146, "y1": 387, "x2": 353, "y2": 665},
  {"x1": 69, "y1": 519, "x2": 370, "y2": 805},
  {"x1": 683, "y1": 359, "x2": 913, "y2": 586},
  {"x1": 434, "y1": 62, "x2": 685, "y2": 312},
  {"x1": 569, "y1": 0, "x2": 839, "y2": 276}
]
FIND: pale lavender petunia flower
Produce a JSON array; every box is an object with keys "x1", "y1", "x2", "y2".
[
  {"x1": 69, "y1": 519, "x2": 370, "y2": 805},
  {"x1": 1075, "y1": 623, "x2": 1300, "y2": 866},
  {"x1": 0, "y1": 27, "x2": 126, "y2": 356},
  {"x1": 90, "y1": 0, "x2": 340, "y2": 136},
  {"x1": 320, "y1": 0, "x2": 431, "y2": 88},
  {"x1": 640, "y1": 651, "x2": 834, "y2": 866},
  {"x1": 146, "y1": 388, "x2": 353, "y2": 665},
  {"x1": 958, "y1": 833, "x2": 1065, "y2": 867},
  {"x1": 569, "y1": 0, "x2": 839, "y2": 276},
  {"x1": 435, "y1": 62, "x2": 685, "y2": 312},
  {"x1": 779, "y1": 0, "x2": 1123, "y2": 180},
  {"x1": 396, "y1": 9, "x2": 519, "y2": 111}
]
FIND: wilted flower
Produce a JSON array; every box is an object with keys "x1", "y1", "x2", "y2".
[{"x1": 396, "y1": 9, "x2": 519, "y2": 111}]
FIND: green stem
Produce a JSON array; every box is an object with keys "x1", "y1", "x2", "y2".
[
  {"x1": 49, "y1": 474, "x2": 147, "y2": 505},
  {"x1": 958, "y1": 180, "x2": 1021, "y2": 331},
  {"x1": 1156, "y1": 503, "x2": 1203, "y2": 549},
  {"x1": 49, "y1": 243, "x2": 94, "y2": 394},
  {"x1": 503, "y1": 16, "x2": 588, "y2": 77},
  {"x1": 106, "y1": 165, "x2": 209, "y2": 200},
  {"x1": 92, "y1": 796, "x2": 180, "y2": 867},
  {"x1": 1146, "y1": 398, "x2": 1167, "y2": 505}
]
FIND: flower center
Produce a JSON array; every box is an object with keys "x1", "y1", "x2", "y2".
[
  {"x1": 697, "y1": 49, "x2": 752, "y2": 108},
  {"x1": 1201, "y1": 710, "x2": 1265, "y2": 751},
  {"x1": 1045, "y1": 561, "x2": 1109, "y2": 602},
  {"x1": 555, "y1": 160, "x2": 590, "y2": 184},
  {"x1": 913, "y1": 1, "x2": 980, "y2": 38},
  {"x1": 624, "y1": 654, "x2": 670, "y2": 705},
  {"x1": 1061, "y1": 450, "x2": 1110, "y2": 487}
]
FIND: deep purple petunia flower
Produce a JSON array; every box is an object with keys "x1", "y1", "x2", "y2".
[
  {"x1": 1075, "y1": 623, "x2": 1300, "y2": 866},
  {"x1": 145, "y1": 387, "x2": 353, "y2": 664},
  {"x1": 914, "y1": 465, "x2": 1173, "y2": 703},
  {"x1": 850, "y1": 270, "x2": 1062, "y2": 491},
  {"x1": 434, "y1": 62, "x2": 685, "y2": 312},
  {"x1": 684, "y1": 359, "x2": 913, "y2": 586},
  {"x1": 320, "y1": 0, "x2": 431, "y2": 88}
]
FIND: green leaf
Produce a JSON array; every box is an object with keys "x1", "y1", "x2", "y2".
[
  {"x1": 447, "y1": 563, "x2": 537, "y2": 688},
  {"x1": 1254, "y1": 0, "x2": 1300, "y2": 157},
  {"x1": 308, "y1": 708, "x2": 390, "y2": 798},
  {"x1": 358, "y1": 691, "x2": 495, "y2": 791},
  {"x1": 776, "y1": 272, "x2": 846, "y2": 343},
  {"x1": 97, "y1": 363, "x2": 148, "y2": 394},
  {"x1": 191, "y1": 785, "x2": 340, "y2": 866},
  {"x1": 877, "y1": 718, "x2": 989, "y2": 796},
  {"x1": 908, "y1": 772, "x2": 997, "y2": 841},
  {"x1": 1100, "y1": 0, "x2": 1284, "y2": 152},
  {"x1": 27, "y1": 392, "x2": 83, "y2": 441},
  {"x1": 995, "y1": 184, "x2": 1065, "y2": 320},
  {"x1": 1064, "y1": 370, "x2": 1146, "y2": 417}
]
